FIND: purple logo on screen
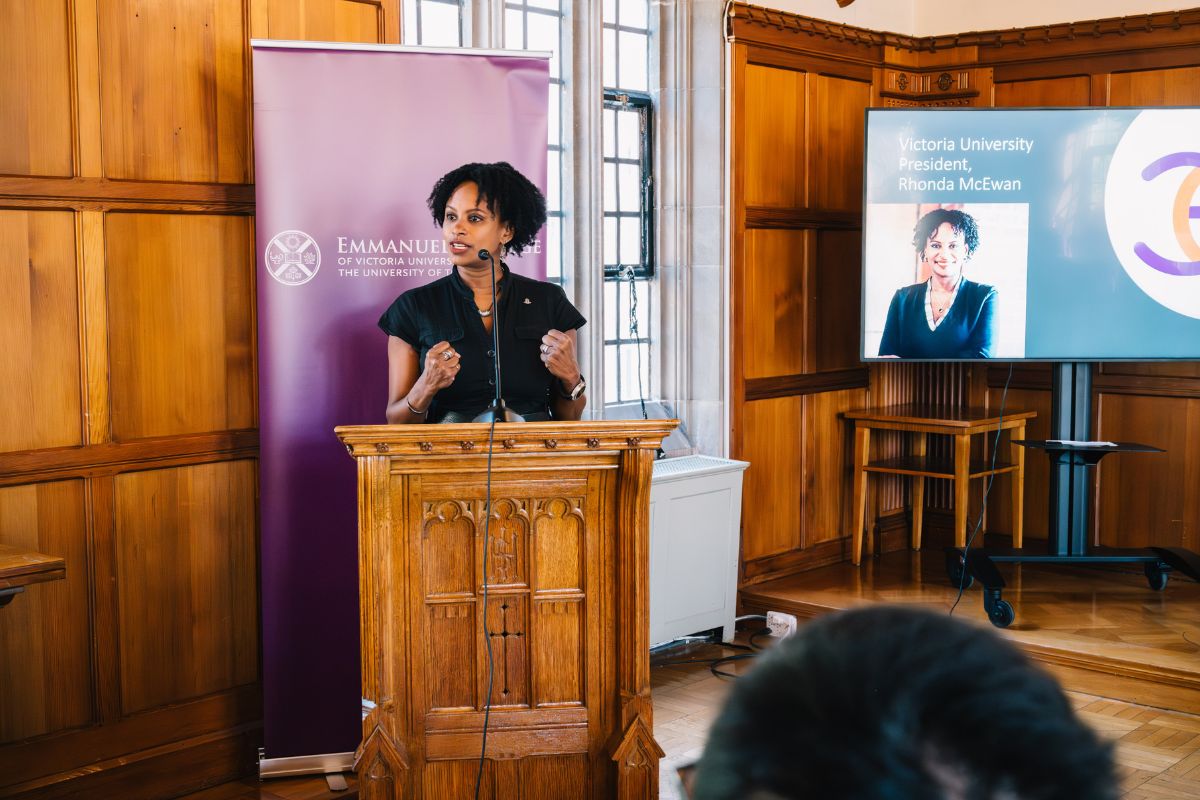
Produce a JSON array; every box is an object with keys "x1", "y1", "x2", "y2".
[
  {"x1": 1104, "y1": 110, "x2": 1200, "y2": 320},
  {"x1": 265, "y1": 230, "x2": 321, "y2": 286},
  {"x1": 1134, "y1": 152, "x2": 1200, "y2": 276}
]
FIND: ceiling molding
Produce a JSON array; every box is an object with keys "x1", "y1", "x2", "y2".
[{"x1": 728, "y1": 2, "x2": 1200, "y2": 54}]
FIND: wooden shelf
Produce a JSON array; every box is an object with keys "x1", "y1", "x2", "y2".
[
  {"x1": 0, "y1": 544, "x2": 65, "y2": 591},
  {"x1": 862, "y1": 456, "x2": 1019, "y2": 479}
]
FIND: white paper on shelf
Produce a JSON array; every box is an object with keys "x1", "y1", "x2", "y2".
[{"x1": 1046, "y1": 439, "x2": 1118, "y2": 447}]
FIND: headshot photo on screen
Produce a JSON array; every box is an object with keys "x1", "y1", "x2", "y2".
[{"x1": 863, "y1": 204, "x2": 1029, "y2": 359}]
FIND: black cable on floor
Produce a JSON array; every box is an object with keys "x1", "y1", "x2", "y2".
[
  {"x1": 710, "y1": 653, "x2": 759, "y2": 680},
  {"x1": 950, "y1": 363, "x2": 1014, "y2": 617},
  {"x1": 651, "y1": 627, "x2": 774, "y2": 675}
]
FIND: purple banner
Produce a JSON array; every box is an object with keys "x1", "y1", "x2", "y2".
[{"x1": 251, "y1": 43, "x2": 548, "y2": 759}]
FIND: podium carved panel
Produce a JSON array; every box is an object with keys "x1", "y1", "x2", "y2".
[
  {"x1": 419, "y1": 491, "x2": 587, "y2": 718},
  {"x1": 337, "y1": 421, "x2": 676, "y2": 800}
]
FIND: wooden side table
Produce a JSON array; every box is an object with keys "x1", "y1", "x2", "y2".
[
  {"x1": 0, "y1": 544, "x2": 66, "y2": 608},
  {"x1": 844, "y1": 405, "x2": 1036, "y2": 566}
]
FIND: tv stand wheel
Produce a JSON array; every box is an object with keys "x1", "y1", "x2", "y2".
[
  {"x1": 1144, "y1": 562, "x2": 1170, "y2": 592},
  {"x1": 985, "y1": 596, "x2": 1015, "y2": 629},
  {"x1": 945, "y1": 550, "x2": 974, "y2": 589}
]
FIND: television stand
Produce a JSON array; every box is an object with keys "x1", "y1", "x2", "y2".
[{"x1": 948, "y1": 362, "x2": 1200, "y2": 628}]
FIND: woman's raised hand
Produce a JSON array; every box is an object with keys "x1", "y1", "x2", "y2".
[
  {"x1": 422, "y1": 341, "x2": 461, "y2": 392},
  {"x1": 539, "y1": 329, "x2": 580, "y2": 385}
]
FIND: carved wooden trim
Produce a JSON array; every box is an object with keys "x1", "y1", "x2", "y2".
[
  {"x1": 745, "y1": 368, "x2": 870, "y2": 401},
  {"x1": 729, "y1": 3, "x2": 1200, "y2": 55},
  {"x1": 337, "y1": 420, "x2": 677, "y2": 457},
  {"x1": 611, "y1": 714, "x2": 665, "y2": 799},
  {"x1": 728, "y1": 3, "x2": 919, "y2": 50},
  {"x1": 879, "y1": 87, "x2": 978, "y2": 103},
  {"x1": 613, "y1": 448, "x2": 660, "y2": 797},
  {"x1": 357, "y1": 454, "x2": 409, "y2": 800},
  {"x1": 355, "y1": 724, "x2": 411, "y2": 800},
  {"x1": 944, "y1": 11, "x2": 1200, "y2": 52},
  {"x1": 881, "y1": 68, "x2": 976, "y2": 96}
]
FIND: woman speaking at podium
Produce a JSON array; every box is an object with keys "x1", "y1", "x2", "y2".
[{"x1": 380, "y1": 162, "x2": 588, "y2": 423}]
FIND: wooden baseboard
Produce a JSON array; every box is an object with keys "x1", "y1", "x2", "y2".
[
  {"x1": 1, "y1": 725, "x2": 261, "y2": 800},
  {"x1": 740, "y1": 511, "x2": 926, "y2": 587},
  {"x1": 878, "y1": 510, "x2": 910, "y2": 554},
  {"x1": 739, "y1": 507, "x2": 1051, "y2": 589},
  {"x1": 741, "y1": 540, "x2": 852, "y2": 586}
]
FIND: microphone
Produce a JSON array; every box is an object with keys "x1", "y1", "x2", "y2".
[{"x1": 472, "y1": 248, "x2": 524, "y2": 423}]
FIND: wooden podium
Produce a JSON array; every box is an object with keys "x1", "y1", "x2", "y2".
[{"x1": 336, "y1": 420, "x2": 678, "y2": 800}]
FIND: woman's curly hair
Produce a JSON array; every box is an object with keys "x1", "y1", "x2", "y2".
[
  {"x1": 427, "y1": 162, "x2": 547, "y2": 256},
  {"x1": 912, "y1": 208, "x2": 980, "y2": 257}
]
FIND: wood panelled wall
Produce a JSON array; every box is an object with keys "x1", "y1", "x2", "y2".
[
  {"x1": 728, "y1": 4, "x2": 1200, "y2": 585},
  {"x1": 0, "y1": 2, "x2": 398, "y2": 798}
]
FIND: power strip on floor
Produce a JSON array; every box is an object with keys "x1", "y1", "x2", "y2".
[{"x1": 766, "y1": 611, "x2": 797, "y2": 639}]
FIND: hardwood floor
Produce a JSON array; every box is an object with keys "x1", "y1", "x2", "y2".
[
  {"x1": 741, "y1": 550, "x2": 1200, "y2": 713},
  {"x1": 178, "y1": 774, "x2": 357, "y2": 800},
  {"x1": 651, "y1": 643, "x2": 1200, "y2": 800},
  {"x1": 182, "y1": 552, "x2": 1200, "y2": 798}
]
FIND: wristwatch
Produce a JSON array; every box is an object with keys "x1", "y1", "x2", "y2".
[{"x1": 559, "y1": 374, "x2": 586, "y2": 401}]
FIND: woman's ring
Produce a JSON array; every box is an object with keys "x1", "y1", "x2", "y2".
[
  {"x1": 540, "y1": 344, "x2": 550, "y2": 354},
  {"x1": 441, "y1": 350, "x2": 455, "y2": 361}
]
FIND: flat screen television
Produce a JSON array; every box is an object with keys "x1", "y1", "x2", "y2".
[{"x1": 860, "y1": 107, "x2": 1200, "y2": 362}]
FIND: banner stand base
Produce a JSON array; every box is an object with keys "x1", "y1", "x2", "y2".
[{"x1": 257, "y1": 748, "x2": 355, "y2": 780}]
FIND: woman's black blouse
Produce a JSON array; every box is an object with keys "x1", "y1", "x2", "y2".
[{"x1": 379, "y1": 265, "x2": 586, "y2": 422}]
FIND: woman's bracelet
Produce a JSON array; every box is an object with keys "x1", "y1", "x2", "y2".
[{"x1": 405, "y1": 396, "x2": 429, "y2": 416}]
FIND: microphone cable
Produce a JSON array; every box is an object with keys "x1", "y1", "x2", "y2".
[
  {"x1": 623, "y1": 264, "x2": 665, "y2": 458},
  {"x1": 473, "y1": 411, "x2": 498, "y2": 799},
  {"x1": 621, "y1": 264, "x2": 650, "y2": 422},
  {"x1": 474, "y1": 249, "x2": 502, "y2": 800},
  {"x1": 949, "y1": 363, "x2": 1014, "y2": 617}
]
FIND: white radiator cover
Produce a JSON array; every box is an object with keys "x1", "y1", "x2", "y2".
[{"x1": 648, "y1": 455, "x2": 750, "y2": 646}]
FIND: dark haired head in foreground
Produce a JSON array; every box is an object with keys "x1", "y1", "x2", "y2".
[{"x1": 692, "y1": 606, "x2": 1117, "y2": 800}]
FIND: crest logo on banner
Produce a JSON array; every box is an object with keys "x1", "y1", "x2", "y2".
[
  {"x1": 265, "y1": 230, "x2": 322, "y2": 286},
  {"x1": 1105, "y1": 109, "x2": 1200, "y2": 319}
]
